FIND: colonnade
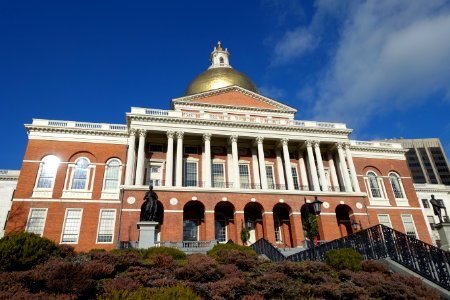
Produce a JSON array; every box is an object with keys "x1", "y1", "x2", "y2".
[{"x1": 124, "y1": 129, "x2": 360, "y2": 193}]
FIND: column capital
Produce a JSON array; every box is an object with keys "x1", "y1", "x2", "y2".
[
  {"x1": 229, "y1": 135, "x2": 238, "y2": 143},
  {"x1": 305, "y1": 140, "x2": 313, "y2": 147},
  {"x1": 313, "y1": 140, "x2": 320, "y2": 148},
  {"x1": 129, "y1": 128, "x2": 137, "y2": 136},
  {"x1": 343, "y1": 142, "x2": 351, "y2": 150},
  {"x1": 176, "y1": 131, "x2": 184, "y2": 139},
  {"x1": 166, "y1": 130, "x2": 175, "y2": 139},
  {"x1": 203, "y1": 133, "x2": 212, "y2": 142},
  {"x1": 138, "y1": 129, "x2": 147, "y2": 137},
  {"x1": 336, "y1": 142, "x2": 345, "y2": 149},
  {"x1": 280, "y1": 138, "x2": 289, "y2": 146},
  {"x1": 256, "y1": 136, "x2": 264, "y2": 144}
]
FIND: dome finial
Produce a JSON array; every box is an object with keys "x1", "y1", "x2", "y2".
[{"x1": 217, "y1": 41, "x2": 223, "y2": 51}]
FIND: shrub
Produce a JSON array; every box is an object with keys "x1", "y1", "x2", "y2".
[
  {"x1": 207, "y1": 243, "x2": 256, "y2": 259},
  {"x1": 325, "y1": 248, "x2": 362, "y2": 271},
  {"x1": 207, "y1": 277, "x2": 251, "y2": 299},
  {"x1": 250, "y1": 272, "x2": 301, "y2": 299},
  {"x1": 142, "y1": 247, "x2": 186, "y2": 260},
  {"x1": 0, "y1": 232, "x2": 59, "y2": 271},
  {"x1": 175, "y1": 254, "x2": 223, "y2": 282},
  {"x1": 100, "y1": 286, "x2": 200, "y2": 300},
  {"x1": 214, "y1": 249, "x2": 260, "y2": 271},
  {"x1": 87, "y1": 251, "x2": 140, "y2": 273},
  {"x1": 362, "y1": 259, "x2": 388, "y2": 273}
]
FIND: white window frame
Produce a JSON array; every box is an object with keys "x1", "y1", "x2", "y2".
[
  {"x1": 184, "y1": 159, "x2": 198, "y2": 187},
  {"x1": 60, "y1": 208, "x2": 83, "y2": 244},
  {"x1": 377, "y1": 214, "x2": 392, "y2": 228},
  {"x1": 101, "y1": 159, "x2": 122, "y2": 199},
  {"x1": 62, "y1": 157, "x2": 95, "y2": 199},
  {"x1": 146, "y1": 160, "x2": 164, "y2": 187},
  {"x1": 96, "y1": 209, "x2": 117, "y2": 244},
  {"x1": 215, "y1": 213, "x2": 227, "y2": 243},
  {"x1": 265, "y1": 164, "x2": 275, "y2": 189},
  {"x1": 364, "y1": 171, "x2": 389, "y2": 206},
  {"x1": 239, "y1": 163, "x2": 251, "y2": 189},
  {"x1": 388, "y1": 172, "x2": 409, "y2": 206},
  {"x1": 401, "y1": 214, "x2": 418, "y2": 239},
  {"x1": 25, "y1": 208, "x2": 48, "y2": 236},
  {"x1": 274, "y1": 214, "x2": 283, "y2": 243},
  {"x1": 211, "y1": 162, "x2": 226, "y2": 188},
  {"x1": 291, "y1": 164, "x2": 300, "y2": 190},
  {"x1": 32, "y1": 155, "x2": 60, "y2": 198}
]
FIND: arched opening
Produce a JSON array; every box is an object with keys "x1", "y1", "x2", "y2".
[
  {"x1": 300, "y1": 203, "x2": 321, "y2": 244},
  {"x1": 155, "y1": 201, "x2": 164, "y2": 242},
  {"x1": 244, "y1": 202, "x2": 264, "y2": 244},
  {"x1": 183, "y1": 201, "x2": 205, "y2": 241},
  {"x1": 335, "y1": 204, "x2": 354, "y2": 237},
  {"x1": 273, "y1": 203, "x2": 294, "y2": 247},
  {"x1": 214, "y1": 202, "x2": 235, "y2": 243}
]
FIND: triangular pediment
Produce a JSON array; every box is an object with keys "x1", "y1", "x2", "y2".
[{"x1": 171, "y1": 86, "x2": 297, "y2": 113}]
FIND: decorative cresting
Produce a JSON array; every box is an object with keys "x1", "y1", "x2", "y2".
[
  {"x1": 251, "y1": 224, "x2": 450, "y2": 291},
  {"x1": 184, "y1": 41, "x2": 259, "y2": 96}
]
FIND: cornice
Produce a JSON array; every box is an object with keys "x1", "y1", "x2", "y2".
[
  {"x1": 26, "y1": 125, "x2": 129, "y2": 138},
  {"x1": 350, "y1": 145, "x2": 407, "y2": 155},
  {"x1": 127, "y1": 114, "x2": 352, "y2": 136},
  {"x1": 172, "y1": 85, "x2": 297, "y2": 113}
]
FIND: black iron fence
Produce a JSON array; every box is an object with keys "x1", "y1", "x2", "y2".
[{"x1": 251, "y1": 224, "x2": 450, "y2": 291}]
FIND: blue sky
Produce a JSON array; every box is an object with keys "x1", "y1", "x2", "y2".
[{"x1": 1, "y1": 0, "x2": 450, "y2": 170}]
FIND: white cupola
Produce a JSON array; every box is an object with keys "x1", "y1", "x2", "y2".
[{"x1": 209, "y1": 41, "x2": 231, "y2": 69}]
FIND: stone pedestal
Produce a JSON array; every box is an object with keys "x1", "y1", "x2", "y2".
[
  {"x1": 137, "y1": 221, "x2": 159, "y2": 249},
  {"x1": 435, "y1": 222, "x2": 450, "y2": 251}
]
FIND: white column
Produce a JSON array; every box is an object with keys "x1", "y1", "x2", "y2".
[
  {"x1": 314, "y1": 141, "x2": 328, "y2": 191},
  {"x1": 298, "y1": 151, "x2": 309, "y2": 189},
  {"x1": 275, "y1": 149, "x2": 286, "y2": 189},
  {"x1": 306, "y1": 140, "x2": 320, "y2": 191},
  {"x1": 175, "y1": 131, "x2": 184, "y2": 187},
  {"x1": 327, "y1": 152, "x2": 339, "y2": 191},
  {"x1": 230, "y1": 135, "x2": 240, "y2": 189},
  {"x1": 344, "y1": 143, "x2": 361, "y2": 192},
  {"x1": 281, "y1": 138, "x2": 294, "y2": 190},
  {"x1": 251, "y1": 147, "x2": 261, "y2": 189},
  {"x1": 125, "y1": 129, "x2": 137, "y2": 185},
  {"x1": 203, "y1": 133, "x2": 212, "y2": 188},
  {"x1": 227, "y1": 146, "x2": 234, "y2": 186},
  {"x1": 337, "y1": 142, "x2": 352, "y2": 192},
  {"x1": 257, "y1": 136, "x2": 268, "y2": 189},
  {"x1": 135, "y1": 130, "x2": 147, "y2": 185},
  {"x1": 165, "y1": 131, "x2": 174, "y2": 187}
]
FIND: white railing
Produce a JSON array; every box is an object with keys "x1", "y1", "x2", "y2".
[
  {"x1": 32, "y1": 119, "x2": 127, "y2": 132},
  {"x1": 130, "y1": 107, "x2": 347, "y2": 130},
  {"x1": 351, "y1": 140, "x2": 403, "y2": 149}
]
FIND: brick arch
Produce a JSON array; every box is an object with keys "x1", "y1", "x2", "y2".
[
  {"x1": 104, "y1": 156, "x2": 122, "y2": 164},
  {"x1": 387, "y1": 169, "x2": 405, "y2": 177},
  {"x1": 68, "y1": 151, "x2": 97, "y2": 163},
  {"x1": 362, "y1": 165, "x2": 382, "y2": 175}
]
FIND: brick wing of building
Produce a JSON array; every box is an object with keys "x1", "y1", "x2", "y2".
[{"x1": 5, "y1": 42, "x2": 431, "y2": 251}]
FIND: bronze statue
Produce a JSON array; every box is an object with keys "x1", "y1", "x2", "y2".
[
  {"x1": 140, "y1": 185, "x2": 158, "y2": 222},
  {"x1": 430, "y1": 194, "x2": 447, "y2": 223}
]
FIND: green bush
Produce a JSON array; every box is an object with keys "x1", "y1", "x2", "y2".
[
  {"x1": 142, "y1": 247, "x2": 186, "y2": 260},
  {"x1": 0, "y1": 232, "x2": 60, "y2": 271},
  {"x1": 100, "y1": 286, "x2": 200, "y2": 300},
  {"x1": 207, "y1": 243, "x2": 256, "y2": 259},
  {"x1": 324, "y1": 248, "x2": 362, "y2": 271}
]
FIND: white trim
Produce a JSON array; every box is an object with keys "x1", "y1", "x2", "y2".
[
  {"x1": 101, "y1": 158, "x2": 123, "y2": 199},
  {"x1": 25, "y1": 208, "x2": 48, "y2": 237},
  {"x1": 388, "y1": 172, "x2": 409, "y2": 206},
  {"x1": 320, "y1": 212, "x2": 337, "y2": 216},
  {"x1": 184, "y1": 160, "x2": 199, "y2": 187},
  {"x1": 96, "y1": 209, "x2": 117, "y2": 244},
  {"x1": 13, "y1": 198, "x2": 120, "y2": 203},
  {"x1": 401, "y1": 214, "x2": 419, "y2": 239},
  {"x1": 32, "y1": 155, "x2": 60, "y2": 198},
  {"x1": 205, "y1": 210, "x2": 215, "y2": 213},
  {"x1": 377, "y1": 214, "x2": 392, "y2": 227},
  {"x1": 367, "y1": 206, "x2": 422, "y2": 210},
  {"x1": 60, "y1": 208, "x2": 83, "y2": 244}
]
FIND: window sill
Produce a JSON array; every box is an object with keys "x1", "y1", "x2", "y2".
[
  {"x1": 62, "y1": 190, "x2": 92, "y2": 199},
  {"x1": 32, "y1": 190, "x2": 53, "y2": 198},
  {"x1": 100, "y1": 191, "x2": 120, "y2": 200},
  {"x1": 369, "y1": 198, "x2": 391, "y2": 206},
  {"x1": 395, "y1": 199, "x2": 410, "y2": 207}
]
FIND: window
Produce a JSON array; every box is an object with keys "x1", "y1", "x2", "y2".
[
  {"x1": 103, "y1": 159, "x2": 121, "y2": 190},
  {"x1": 219, "y1": 57, "x2": 224, "y2": 64},
  {"x1": 96, "y1": 209, "x2": 116, "y2": 243},
  {"x1": 71, "y1": 158, "x2": 89, "y2": 190},
  {"x1": 291, "y1": 166, "x2": 299, "y2": 190},
  {"x1": 437, "y1": 199, "x2": 445, "y2": 208},
  {"x1": 389, "y1": 173, "x2": 404, "y2": 198},
  {"x1": 266, "y1": 165, "x2": 275, "y2": 189},
  {"x1": 146, "y1": 162, "x2": 163, "y2": 186},
  {"x1": 183, "y1": 219, "x2": 198, "y2": 241},
  {"x1": 422, "y1": 199, "x2": 430, "y2": 208},
  {"x1": 427, "y1": 215, "x2": 436, "y2": 230},
  {"x1": 212, "y1": 163, "x2": 225, "y2": 187},
  {"x1": 239, "y1": 164, "x2": 251, "y2": 188},
  {"x1": 401, "y1": 214, "x2": 418, "y2": 239},
  {"x1": 149, "y1": 145, "x2": 163, "y2": 152},
  {"x1": 274, "y1": 214, "x2": 283, "y2": 243},
  {"x1": 25, "y1": 208, "x2": 48, "y2": 236},
  {"x1": 368, "y1": 172, "x2": 381, "y2": 198},
  {"x1": 215, "y1": 214, "x2": 227, "y2": 242},
  {"x1": 184, "y1": 161, "x2": 198, "y2": 187},
  {"x1": 184, "y1": 146, "x2": 198, "y2": 154},
  {"x1": 36, "y1": 155, "x2": 60, "y2": 189},
  {"x1": 61, "y1": 209, "x2": 83, "y2": 243},
  {"x1": 377, "y1": 214, "x2": 392, "y2": 228}
]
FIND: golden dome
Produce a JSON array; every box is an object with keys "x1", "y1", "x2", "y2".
[
  {"x1": 184, "y1": 42, "x2": 258, "y2": 96},
  {"x1": 184, "y1": 67, "x2": 258, "y2": 96}
]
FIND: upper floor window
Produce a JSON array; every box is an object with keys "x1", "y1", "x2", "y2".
[
  {"x1": 103, "y1": 159, "x2": 121, "y2": 191},
  {"x1": 71, "y1": 158, "x2": 89, "y2": 190},
  {"x1": 389, "y1": 173, "x2": 404, "y2": 198},
  {"x1": 239, "y1": 164, "x2": 251, "y2": 189},
  {"x1": 184, "y1": 161, "x2": 198, "y2": 187},
  {"x1": 291, "y1": 166, "x2": 299, "y2": 190},
  {"x1": 367, "y1": 172, "x2": 382, "y2": 198},
  {"x1": 212, "y1": 163, "x2": 225, "y2": 188},
  {"x1": 36, "y1": 155, "x2": 60, "y2": 189},
  {"x1": 422, "y1": 199, "x2": 430, "y2": 208},
  {"x1": 25, "y1": 208, "x2": 48, "y2": 236},
  {"x1": 266, "y1": 165, "x2": 275, "y2": 189}
]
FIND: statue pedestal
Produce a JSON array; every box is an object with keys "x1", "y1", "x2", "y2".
[
  {"x1": 435, "y1": 222, "x2": 450, "y2": 251},
  {"x1": 137, "y1": 221, "x2": 159, "y2": 249}
]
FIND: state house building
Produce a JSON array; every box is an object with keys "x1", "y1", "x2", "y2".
[{"x1": 5, "y1": 43, "x2": 431, "y2": 251}]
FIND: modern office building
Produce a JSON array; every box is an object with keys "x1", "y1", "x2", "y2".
[{"x1": 5, "y1": 43, "x2": 431, "y2": 251}]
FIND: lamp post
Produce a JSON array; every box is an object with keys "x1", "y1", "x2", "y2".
[
  {"x1": 304, "y1": 196, "x2": 323, "y2": 260},
  {"x1": 352, "y1": 219, "x2": 363, "y2": 232}
]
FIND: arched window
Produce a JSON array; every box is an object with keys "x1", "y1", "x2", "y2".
[
  {"x1": 368, "y1": 172, "x2": 381, "y2": 198},
  {"x1": 219, "y1": 57, "x2": 224, "y2": 64},
  {"x1": 389, "y1": 173, "x2": 404, "y2": 198},
  {"x1": 214, "y1": 213, "x2": 227, "y2": 242},
  {"x1": 36, "y1": 155, "x2": 60, "y2": 189},
  {"x1": 71, "y1": 158, "x2": 89, "y2": 190},
  {"x1": 274, "y1": 214, "x2": 283, "y2": 243},
  {"x1": 103, "y1": 159, "x2": 121, "y2": 191}
]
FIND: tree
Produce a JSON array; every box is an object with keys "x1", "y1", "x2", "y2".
[{"x1": 303, "y1": 214, "x2": 318, "y2": 240}]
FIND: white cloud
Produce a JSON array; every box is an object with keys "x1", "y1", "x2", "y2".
[{"x1": 271, "y1": 0, "x2": 450, "y2": 127}]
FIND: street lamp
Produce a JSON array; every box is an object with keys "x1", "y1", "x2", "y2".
[
  {"x1": 352, "y1": 219, "x2": 362, "y2": 232},
  {"x1": 304, "y1": 196, "x2": 323, "y2": 260},
  {"x1": 312, "y1": 196, "x2": 323, "y2": 216}
]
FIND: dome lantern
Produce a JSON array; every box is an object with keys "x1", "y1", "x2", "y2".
[{"x1": 209, "y1": 41, "x2": 231, "y2": 69}]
